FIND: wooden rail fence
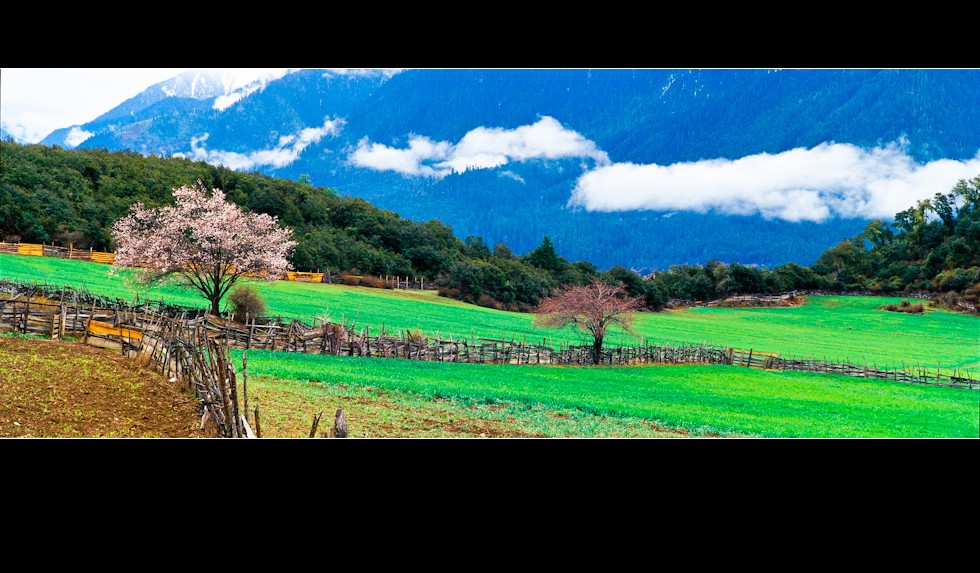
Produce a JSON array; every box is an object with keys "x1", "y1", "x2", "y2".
[
  {"x1": 0, "y1": 282, "x2": 254, "y2": 437},
  {"x1": 2, "y1": 279, "x2": 976, "y2": 390},
  {"x1": 0, "y1": 241, "x2": 116, "y2": 263},
  {"x1": 0, "y1": 242, "x2": 437, "y2": 290}
]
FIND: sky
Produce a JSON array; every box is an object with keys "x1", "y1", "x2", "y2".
[{"x1": 2, "y1": 68, "x2": 193, "y2": 143}]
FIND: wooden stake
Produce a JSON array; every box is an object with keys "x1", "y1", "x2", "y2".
[
  {"x1": 309, "y1": 410, "x2": 323, "y2": 438},
  {"x1": 242, "y1": 348, "x2": 248, "y2": 423},
  {"x1": 333, "y1": 408, "x2": 348, "y2": 438}
]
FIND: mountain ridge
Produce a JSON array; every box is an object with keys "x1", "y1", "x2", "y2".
[{"x1": 30, "y1": 68, "x2": 980, "y2": 271}]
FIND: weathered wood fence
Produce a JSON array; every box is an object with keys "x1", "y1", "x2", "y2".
[
  {"x1": 725, "y1": 348, "x2": 976, "y2": 388},
  {"x1": 0, "y1": 241, "x2": 115, "y2": 263},
  {"x1": 0, "y1": 242, "x2": 437, "y2": 291},
  {"x1": 0, "y1": 281, "x2": 253, "y2": 437},
  {"x1": 2, "y1": 279, "x2": 977, "y2": 390}
]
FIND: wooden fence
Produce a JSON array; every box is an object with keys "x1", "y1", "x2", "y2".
[
  {"x1": 285, "y1": 271, "x2": 325, "y2": 283},
  {"x1": 2, "y1": 279, "x2": 976, "y2": 390},
  {"x1": 726, "y1": 347, "x2": 978, "y2": 387},
  {"x1": 0, "y1": 242, "x2": 437, "y2": 290},
  {"x1": 0, "y1": 241, "x2": 115, "y2": 263},
  {"x1": 0, "y1": 282, "x2": 254, "y2": 437}
]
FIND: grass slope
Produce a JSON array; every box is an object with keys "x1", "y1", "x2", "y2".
[
  {"x1": 245, "y1": 374, "x2": 699, "y2": 438},
  {"x1": 237, "y1": 350, "x2": 980, "y2": 438},
  {"x1": 2, "y1": 253, "x2": 978, "y2": 373}
]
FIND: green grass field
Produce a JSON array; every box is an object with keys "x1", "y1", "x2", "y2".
[
  {"x1": 2, "y1": 253, "x2": 978, "y2": 374},
  {"x1": 3, "y1": 253, "x2": 977, "y2": 438},
  {"x1": 236, "y1": 350, "x2": 980, "y2": 438}
]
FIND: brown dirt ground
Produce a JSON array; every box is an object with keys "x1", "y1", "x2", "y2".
[{"x1": 0, "y1": 336, "x2": 204, "y2": 438}]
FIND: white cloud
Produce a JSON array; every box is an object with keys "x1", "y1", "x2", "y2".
[
  {"x1": 213, "y1": 92, "x2": 249, "y2": 111},
  {"x1": 348, "y1": 135, "x2": 451, "y2": 177},
  {"x1": 64, "y1": 127, "x2": 94, "y2": 148},
  {"x1": 569, "y1": 141, "x2": 980, "y2": 222},
  {"x1": 0, "y1": 120, "x2": 32, "y2": 143},
  {"x1": 174, "y1": 116, "x2": 344, "y2": 170},
  {"x1": 499, "y1": 170, "x2": 526, "y2": 184},
  {"x1": 347, "y1": 116, "x2": 608, "y2": 178},
  {"x1": 211, "y1": 68, "x2": 296, "y2": 111}
]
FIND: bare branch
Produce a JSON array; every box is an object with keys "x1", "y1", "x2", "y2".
[{"x1": 534, "y1": 279, "x2": 644, "y2": 364}]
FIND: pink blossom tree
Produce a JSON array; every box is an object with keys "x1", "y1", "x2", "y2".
[
  {"x1": 111, "y1": 181, "x2": 297, "y2": 315},
  {"x1": 533, "y1": 279, "x2": 644, "y2": 365}
]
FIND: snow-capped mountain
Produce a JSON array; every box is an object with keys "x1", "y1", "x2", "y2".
[
  {"x1": 32, "y1": 68, "x2": 980, "y2": 271},
  {"x1": 39, "y1": 69, "x2": 299, "y2": 150}
]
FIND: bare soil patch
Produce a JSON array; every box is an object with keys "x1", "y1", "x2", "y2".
[{"x1": 0, "y1": 336, "x2": 204, "y2": 438}]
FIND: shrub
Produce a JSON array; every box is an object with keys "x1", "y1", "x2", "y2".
[
  {"x1": 881, "y1": 299, "x2": 924, "y2": 314},
  {"x1": 228, "y1": 285, "x2": 266, "y2": 321},
  {"x1": 359, "y1": 275, "x2": 386, "y2": 289},
  {"x1": 477, "y1": 294, "x2": 504, "y2": 310},
  {"x1": 437, "y1": 286, "x2": 462, "y2": 299},
  {"x1": 339, "y1": 272, "x2": 362, "y2": 286}
]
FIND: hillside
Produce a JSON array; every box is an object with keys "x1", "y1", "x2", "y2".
[
  {"x1": 3, "y1": 254, "x2": 977, "y2": 374},
  {"x1": 3, "y1": 141, "x2": 978, "y2": 314},
  {"x1": 0, "y1": 140, "x2": 577, "y2": 310}
]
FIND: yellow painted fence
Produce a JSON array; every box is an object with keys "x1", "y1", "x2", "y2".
[{"x1": 0, "y1": 242, "x2": 115, "y2": 264}]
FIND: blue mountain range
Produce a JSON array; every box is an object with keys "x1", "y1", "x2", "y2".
[{"x1": 38, "y1": 68, "x2": 980, "y2": 271}]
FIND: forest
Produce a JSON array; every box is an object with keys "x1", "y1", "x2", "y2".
[{"x1": 2, "y1": 140, "x2": 977, "y2": 312}]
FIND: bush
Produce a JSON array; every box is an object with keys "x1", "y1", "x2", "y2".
[
  {"x1": 881, "y1": 299, "x2": 924, "y2": 314},
  {"x1": 359, "y1": 275, "x2": 386, "y2": 289},
  {"x1": 339, "y1": 272, "x2": 362, "y2": 286},
  {"x1": 437, "y1": 286, "x2": 462, "y2": 299},
  {"x1": 477, "y1": 294, "x2": 503, "y2": 310},
  {"x1": 228, "y1": 285, "x2": 266, "y2": 321}
]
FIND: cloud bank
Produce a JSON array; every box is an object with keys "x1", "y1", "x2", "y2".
[
  {"x1": 569, "y1": 142, "x2": 980, "y2": 222},
  {"x1": 348, "y1": 116, "x2": 609, "y2": 178},
  {"x1": 175, "y1": 116, "x2": 344, "y2": 170}
]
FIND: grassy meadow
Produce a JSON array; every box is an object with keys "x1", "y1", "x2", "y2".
[
  {"x1": 2, "y1": 253, "x2": 977, "y2": 374},
  {"x1": 236, "y1": 350, "x2": 980, "y2": 438},
  {"x1": 2, "y1": 253, "x2": 977, "y2": 438}
]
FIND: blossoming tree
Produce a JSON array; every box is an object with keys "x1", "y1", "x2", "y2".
[
  {"x1": 533, "y1": 279, "x2": 644, "y2": 365},
  {"x1": 111, "y1": 181, "x2": 297, "y2": 315}
]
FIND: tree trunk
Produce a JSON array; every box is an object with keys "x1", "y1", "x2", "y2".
[
  {"x1": 211, "y1": 296, "x2": 221, "y2": 316},
  {"x1": 593, "y1": 336, "x2": 603, "y2": 365}
]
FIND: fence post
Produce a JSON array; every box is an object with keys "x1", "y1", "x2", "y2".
[{"x1": 333, "y1": 408, "x2": 348, "y2": 438}]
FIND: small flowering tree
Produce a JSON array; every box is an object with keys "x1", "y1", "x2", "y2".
[
  {"x1": 111, "y1": 181, "x2": 297, "y2": 315},
  {"x1": 533, "y1": 279, "x2": 644, "y2": 365}
]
